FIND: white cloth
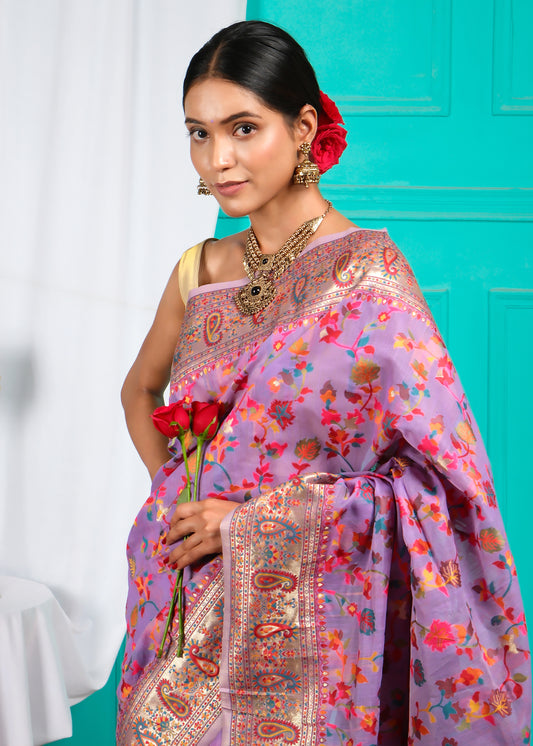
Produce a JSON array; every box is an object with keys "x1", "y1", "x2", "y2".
[
  {"x1": 0, "y1": 576, "x2": 88, "y2": 746},
  {"x1": 0, "y1": 0, "x2": 244, "y2": 740}
]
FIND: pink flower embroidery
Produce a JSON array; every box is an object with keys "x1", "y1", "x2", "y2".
[{"x1": 424, "y1": 619, "x2": 456, "y2": 651}]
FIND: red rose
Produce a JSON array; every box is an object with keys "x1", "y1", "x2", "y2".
[
  {"x1": 311, "y1": 124, "x2": 348, "y2": 174},
  {"x1": 318, "y1": 91, "x2": 344, "y2": 125},
  {"x1": 191, "y1": 401, "x2": 223, "y2": 440},
  {"x1": 151, "y1": 400, "x2": 190, "y2": 438}
]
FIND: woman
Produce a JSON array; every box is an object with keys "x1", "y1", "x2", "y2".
[{"x1": 118, "y1": 21, "x2": 530, "y2": 746}]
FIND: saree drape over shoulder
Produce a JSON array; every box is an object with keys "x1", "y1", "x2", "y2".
[{"x1": 117, "y1": 228, "x2": 531, "y2": 745}]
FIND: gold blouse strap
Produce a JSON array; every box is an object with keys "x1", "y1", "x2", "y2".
[{"x1": 178, "y1": 239, "x2": 216, "y2": 306}]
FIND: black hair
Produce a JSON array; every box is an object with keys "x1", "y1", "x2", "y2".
[{"x1": 182, "y1": 20, "x2": 323, "y2": 121}]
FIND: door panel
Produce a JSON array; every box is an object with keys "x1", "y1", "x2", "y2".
[{"x1": 233, "y1": 0, "x2": 533, "y2": 626}]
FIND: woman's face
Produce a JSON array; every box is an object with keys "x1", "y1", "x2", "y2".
[{"x1": 184, "y1": 78, "x2": 301, "y2": 217}]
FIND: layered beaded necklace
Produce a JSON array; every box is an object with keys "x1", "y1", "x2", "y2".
[{"x1": 235, "y1": 200, "x2": 332, "y2": 316}]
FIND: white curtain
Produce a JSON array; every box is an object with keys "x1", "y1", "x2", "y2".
[{"x1": 0, "y1": 0, "x2": 244, "y2": 699}]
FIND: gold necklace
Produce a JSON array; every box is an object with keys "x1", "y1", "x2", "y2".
[{"x1": 235, "y1": 200, "x2": 332, "y2": 316}]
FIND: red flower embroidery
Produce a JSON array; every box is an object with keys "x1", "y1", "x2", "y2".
[
  {"x1": 267, "y1": 400, "x2": 295, "y2": 430},
  {"x1": 419, "y1": 434, "x2": 439, "y2": 457},
  {"x1": 360, "y1": 711, "x2": 377, "y2": 735},
  {"x1": 411, "y1": 715, "x2": 430, "y2": 738},
  {"x1": 424, "y1": 619, "x2": 455, "y2": 651},
  {"x1": 346, "y1": 602, "x2": 358, "y2": 617}
]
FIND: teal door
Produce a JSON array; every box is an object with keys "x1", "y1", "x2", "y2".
[
  {"x1": 50, "y1": 0, "x2": 532, "y2": 742},
  {"x1": 233, "y1": 0, "x2": 533, "y2": 625}
]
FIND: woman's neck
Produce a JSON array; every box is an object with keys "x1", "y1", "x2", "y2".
[{"x1": 248, "y1": 185, "x2": 330, "y2": 255}]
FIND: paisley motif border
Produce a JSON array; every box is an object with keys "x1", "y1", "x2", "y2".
[
  {"x1": 117, "y1": 563, "x2": 224, "y2": 746},
  {"x1": 171, "y1": 231, "x2": 432, "y2": 391},
  {"x1": 220, "y1": 475, "x2": 336, "y2": 745}
]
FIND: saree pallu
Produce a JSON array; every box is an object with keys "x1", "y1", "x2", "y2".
[{"x1": 117, "y1": 228, "x2": 531, "y2": 745}]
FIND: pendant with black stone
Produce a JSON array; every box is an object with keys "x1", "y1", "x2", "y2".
[
  {"x1": 257, "y1": 254, "x2": 275, "y2": 273},
  {"x1": 235, "y1": 201, "x2": 332, "y2": 318},
  {"x1": 235, "y1": 275, "x2": 276, "y2": 315}
]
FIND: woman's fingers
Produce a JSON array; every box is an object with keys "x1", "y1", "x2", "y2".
[
  {"x1": 166, "y1": 515, "x2": 196, "y2": 544},
  {"x1": 166, "y1": 500, "x2": 204, "y2": 543},
  {"x1": 168, "y1": 533, "x2": 218, "y2": 569},
  {"x1": 163, "y1": 498, "x2": 238, "y2": 568},
  {"x1": 169, "y1": 499, "x2": 197, "y2": 529},
  {"x1": 168, "y1": 532, "x2": 202, "y2": 564}
]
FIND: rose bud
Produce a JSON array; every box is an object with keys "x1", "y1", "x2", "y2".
[
  {"x1": 151, "y1": 400, "x2": 190, "y2": 438},
  {"x1": 190, "y1": 401, "x2": 223, "y2": 440}
]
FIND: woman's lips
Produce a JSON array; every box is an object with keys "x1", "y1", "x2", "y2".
[{"x1": 214, "y1": 181, "x2": 246, "y2": 197}]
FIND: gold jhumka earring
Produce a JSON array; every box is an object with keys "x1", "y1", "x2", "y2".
[
  {"x1": 292, "y1": 142, "x2": 320, "y2": 188},
  {"x1": 197, "y1": 178, "x2": 212, "y2": 196}
]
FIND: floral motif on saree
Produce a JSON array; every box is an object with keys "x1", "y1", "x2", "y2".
[{"x1": 117, "y1": 229, "x2": 531, "y2": 746}]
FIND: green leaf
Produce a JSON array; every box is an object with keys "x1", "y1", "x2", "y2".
[
  {"x1": 513, "y1": 673, "x2": 527, "y2": 683},
  {"x1": 176, "y1": 486, "x2": 190, "y2": 505}
]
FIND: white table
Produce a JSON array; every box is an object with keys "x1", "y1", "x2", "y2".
[{"x1": 0, "y1": 575, "x2": 80, "y2": 746}]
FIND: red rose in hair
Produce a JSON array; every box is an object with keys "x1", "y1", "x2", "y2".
[
  {"x1": 191, "y1": 401, "x2": 224, "y2": 440},
  {"x1": 311, "y1": 124, "x2": 348, "y2": 174},
  {"x1": 151, "y1": 400, "x2": 190, "y2": 438},
  {"x1": 309, "y1": 90, "x2": 347, "y2": 174},
  {"x1": 318, "y1": 91, "x2": 344, "y2": 125}
]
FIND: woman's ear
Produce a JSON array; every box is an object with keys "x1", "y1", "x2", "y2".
[{"x1": 293, "y1": 104, "x2": 318, "y2": 146}]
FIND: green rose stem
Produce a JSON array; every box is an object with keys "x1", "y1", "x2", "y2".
[
  {"x1": 157, "y1": 431, "x2": 191, "y2": 659},
  {"x1": 158, "y1": 567, "x2": 183, "y2": 659},
  {"x1": 157, "y1": 432, "x2": 209, "y2": 659},
  {"x1": 174, "y1": 435, "x2": 206, "y2": 657}
]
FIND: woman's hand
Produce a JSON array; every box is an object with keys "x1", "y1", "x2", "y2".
[{"x1": 165, "y1": 499, "x2": 238, "y2": 569}]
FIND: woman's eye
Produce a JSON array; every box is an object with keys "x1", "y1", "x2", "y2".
[
  {"x1": 189, "y1": 129, "x2": 208, "y2": 141},
  {"x1": 236, "y1": 124, "x2": 255, "y2": 136}
]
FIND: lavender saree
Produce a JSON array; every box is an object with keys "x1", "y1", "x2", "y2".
[{"x1": 117, "y1": 228, "x2": 531, "y2": 745}]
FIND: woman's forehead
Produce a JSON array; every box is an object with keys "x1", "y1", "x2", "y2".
[{"x1": 184, "y1": 78, "x2": 270, "y2": 123}]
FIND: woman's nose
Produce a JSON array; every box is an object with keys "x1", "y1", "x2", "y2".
[{"x1": 211, "y1": 136, "x2": 235, "y2": 171}]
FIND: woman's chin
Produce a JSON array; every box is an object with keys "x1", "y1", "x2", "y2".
[{"x1": 216, "y1": 201, "x2": 251, "y2": 220}]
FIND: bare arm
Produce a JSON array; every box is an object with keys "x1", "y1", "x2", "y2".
[{"x1": 121, "y1": 260, "x2": 186, "y2": 480}]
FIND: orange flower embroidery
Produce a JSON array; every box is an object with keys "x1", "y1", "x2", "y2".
[{"x1": 350, "y1": 358, "x2": 380, "y2": 385}]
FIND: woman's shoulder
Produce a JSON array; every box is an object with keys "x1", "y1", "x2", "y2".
[
  {"x1": 336, "y1": 228, "x2": 428, "y2": 310},
  {"x1": 178, "y1": 232, "x2": 248, "y2": 304},
  {"x1": 198, "y1": 231, "x2": 247, "y2": 286},
  {"x1": 178, "y1": 240, "x2": 206, "y2": 305}
]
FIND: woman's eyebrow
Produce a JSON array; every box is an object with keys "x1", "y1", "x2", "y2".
[{"x1": 185, "y1": 111, "x2": 263, "y2": 126}]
